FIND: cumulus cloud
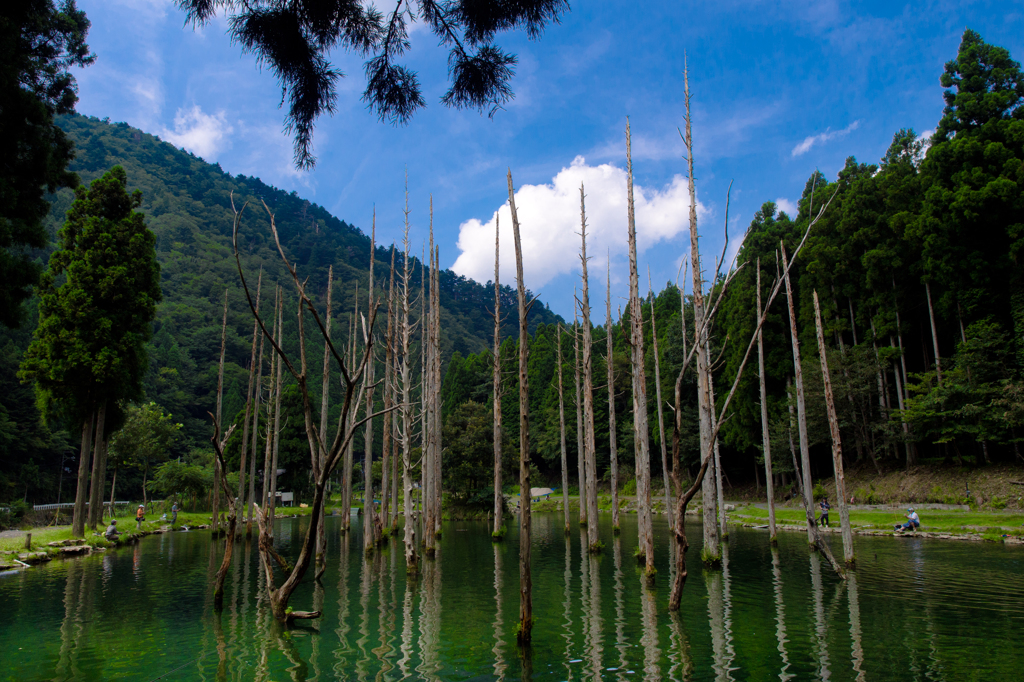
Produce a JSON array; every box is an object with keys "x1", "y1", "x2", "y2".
[
  {"x1": 159, "y1": 105, "x2": 233, "y2": 160},
  {"x1": 451, "y1": 156, "x2": 701, "y2": 291},
  {"x1": 791, "y1": 120, "x2": 860, "y2": 157},
  {"x1": 776, "y1": 197, "x2": 798, "y2": 217}
]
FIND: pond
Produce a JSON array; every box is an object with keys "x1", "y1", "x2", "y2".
[{"x1": 1, "y1": 512, "x2": 1021, "y2": 681}]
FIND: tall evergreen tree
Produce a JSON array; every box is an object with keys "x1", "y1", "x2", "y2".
[{"x1": 20, "y1": 165, "x2": 161, "y2": 535}]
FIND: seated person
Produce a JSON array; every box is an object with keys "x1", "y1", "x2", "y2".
[
  {"x1": 895, "y1": 508, "x2": 920, "y2": 532},
  {"x1": 104, "y1": 519, "x2": 120, "y2": 541}
]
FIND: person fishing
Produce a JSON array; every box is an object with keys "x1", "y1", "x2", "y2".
[
  {"x1": 104, "y1": 519, "x2": 120, "y2": 541},
  {"x1": 136, "y1": 504, "x2": 145, "y2": 530},
  {"x1": 818, "y1": 498, "x2": 831, "y2": 528},
  {"x1": 171, "y1": 501, "x2": 179, "y2": 526},
  {"x1": 895, "y1": 508, "x2": 920, "y2": 532}
]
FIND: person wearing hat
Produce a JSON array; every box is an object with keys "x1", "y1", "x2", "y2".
[
  {"x1": 104, "y1": 519, "x2": 120, "y2": 541},
  {"x1": 136, "y1": 504, "x2": 146, "y2": 530},
  {"x1": 895, "y1": 508, "x2": 920, "y2": 532}
]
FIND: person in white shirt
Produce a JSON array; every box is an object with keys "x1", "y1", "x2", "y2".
[{"x1": 895, "y1": 508, "x2": 920, "y2": 532}]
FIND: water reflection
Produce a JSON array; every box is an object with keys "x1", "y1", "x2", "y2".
[
  {"x1": 494, "y1": 541, "x2": 507, "y2": 680},
  {"x1": 641, "y1": 577, "x2": 660, "y2": 681},
  {"x1": 847, "y1": 570, "x2": 866, "y2": 682},
  {"x1": 6, "y1": 515, "x2": 1024, "y2": 681},
  {"x1": 772, "y1": 548, "x2": 793, "y2": 682},
  {"x1": 809, "y1": 551, "x2": 833, "y2": 681},
  {"x1": 613, "y1": 537, "x2": 628, "y2": 679}
]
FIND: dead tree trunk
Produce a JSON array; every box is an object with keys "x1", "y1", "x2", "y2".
[
  {"x1": 648, "y1": 271, "x2": 673, "y2": 528},
  {"x1": 382, "y1": 249, "x2": 396, "y2": 537},
  {"x1": 574, "y1": 309, "x2": 586, "y2": 527},
  {"x1": 213, "y1": 289, "x2": 228, "y2": 533},
  {"x1": 237, "y1": 270, "x2": 263, "y2": 533},
  {"x1": 363, "y1": 219, "x2": 379, "y2": 553},
  {"x1": 399, "y1": 203, "x2": 419, "y2": 573},
  {"x1": 270, "y1": 289, "x2": 284, "y2": 524},
  {"x1": 781, "y1": 243, "x2": 816, "y2": 546},
  {"x1": 262, "y1": 286, "x2": 281, "y2": 531},
  {"x1": 607, "y1": 259, "x2": 620, "y2": 533},
  {"x1": 341, "y1": 285, "x2": 358, "y2": 534},
  {"x1": 230, "y1": 196, "x2": 387, "y2": 623},
  {"x1": 507, "y1": 170, "x2": 533, "y2": 644},
  {"x1": 578, "y1": 186, "x2": 600, "y2": 553},
  {"x1": 247, "y1": 289, "x2": 267, "y2": 537},
  {"x1": 432, "y1": 242, "x2": 442, "y2": 539},
  {"x1": 756, "y1": 261, "x2": 777, "y2": 544},
  {"x1": 315, "y1": 269, "x2": 332, "y2": 573},
  {"x1": 813, "y1": 291, "x2": 854, "y2": 565},
  {"x1": 493, "y1": 217, "x2": 505, "y2": 537},
  {"x1": 625, "y1": 120, "x2": 655, "y2": 579},
  {"x1": 557, "y1": 324, "x2": 570, "y2": 535}
]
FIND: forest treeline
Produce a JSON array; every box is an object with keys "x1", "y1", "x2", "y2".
[
  {"x1": 437, "y1": 30, "x2": 1024, "y2": 502},
  {"x1": 0, "y1": 113, "x2": 559, "y2": 505}
]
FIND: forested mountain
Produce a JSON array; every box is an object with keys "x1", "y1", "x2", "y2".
[
  {"x1": 0, "y1": 113, "x2": 559, "y2": 504},
  {"x1": 440, "y1": 30, "x2": 1024, "y2": 497}
]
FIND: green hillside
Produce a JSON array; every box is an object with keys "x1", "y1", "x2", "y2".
[{"x1": 0, "y1": 114, "x2": 559, "y2": 503}]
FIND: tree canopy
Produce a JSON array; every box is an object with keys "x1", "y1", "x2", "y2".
[
  {"x1": 175, "y1": 0, "x2": 569, "y2": 168},
  {"x1": 0, "y1": 0, "x2": 93, "y2": 327}
]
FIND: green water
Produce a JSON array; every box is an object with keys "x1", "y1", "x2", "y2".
[{"x1": 1, "y1": 512, "x2": 1021, "y2": 681}]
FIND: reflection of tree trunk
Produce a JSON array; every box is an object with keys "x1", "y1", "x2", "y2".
[
  {"x1": 706, "y1": 556, "x2": 729, "y2": 681},
  {"x1": 493, "y1": 543, "x2": 506, "y2": 679},
  {"x1": 563, "y1": 535, "x2": 576, "y2": 677},
  {"x1": 356, "y1": 544, "x2": 373, "y2": 682},
  {"x1": 586, "y1": 537, "x2": 603, "y2": 679},
  {"x1": 771, "y1": 548, "x2": 793, "y2": 681},
  {"x1": 508, "y1": 170, "x2": 533, "y2": 643},
  {"x1": 848, "y1": 571, "x2": 866, "y2": 682},
  {"x1": 641, "y1": 577, "x2": 661, "y2": 682},
  {"x1": 809, "y1": 552, "x2": 830, "y2": 681},
  {"x1": 667, "y1": 611, "x2": 693, "y2": 680}
]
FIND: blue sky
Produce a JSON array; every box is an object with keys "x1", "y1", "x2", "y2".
[{"x1": 72, "y1": 0, "x2": 1021, "y2": 319}]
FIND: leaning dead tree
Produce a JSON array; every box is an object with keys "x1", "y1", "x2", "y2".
[
  {"x1": 666, "y1": 65, "x2": 842, "y2": 611},
  {"x1": 813, "y1": 290, "x2": 854, "y2": 565},
  {"x1": 578, "y1": 185, "x2": 600, "y2": 553},
  {"x1": 781, "y1": 243, "x2": 845, "y2": 577},
  {"x1": 492, "y1": 216, "x2": 504, "y2": 538},
  {"x1": 625, "y1": 119, "x2": 655, "y2": 579},
  {"x1": 507, "y1": 169, "x2": 533, "y2": 644},
  {"x1": 606, "y1": 258, "x2": 620, "y2": 533},
  {"x1": 231, "y1": 196, "x2": 389, "y2": 622}
]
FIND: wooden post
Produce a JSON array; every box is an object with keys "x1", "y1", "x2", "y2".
[
  {"x1": 756, "y1": 261, "x2": 777, "y2": 543},
  {"x1": 813, "y1": 291, "x2": 854, "y2": 564},
  {"x1": 507, "y1": 169, "x2": 533, "y2": 644}
]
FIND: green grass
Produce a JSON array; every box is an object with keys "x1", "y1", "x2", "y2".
[{"x1": 731, "y1": 505, "x2": 1024, "y2": 534}]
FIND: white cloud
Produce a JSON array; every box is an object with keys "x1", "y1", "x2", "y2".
[
  {"x1": 159, "y1": 106, "x2": 234, "y2": 160},
  {"x1": 791, "y1": 120, "x2": 860, "y2": 157},
  {"x1": 776, "y1": 197, "x2": 798, "y2": 216},
  {"x1": 451, "y1": 156, "x2": 701, "y2": 291}
]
